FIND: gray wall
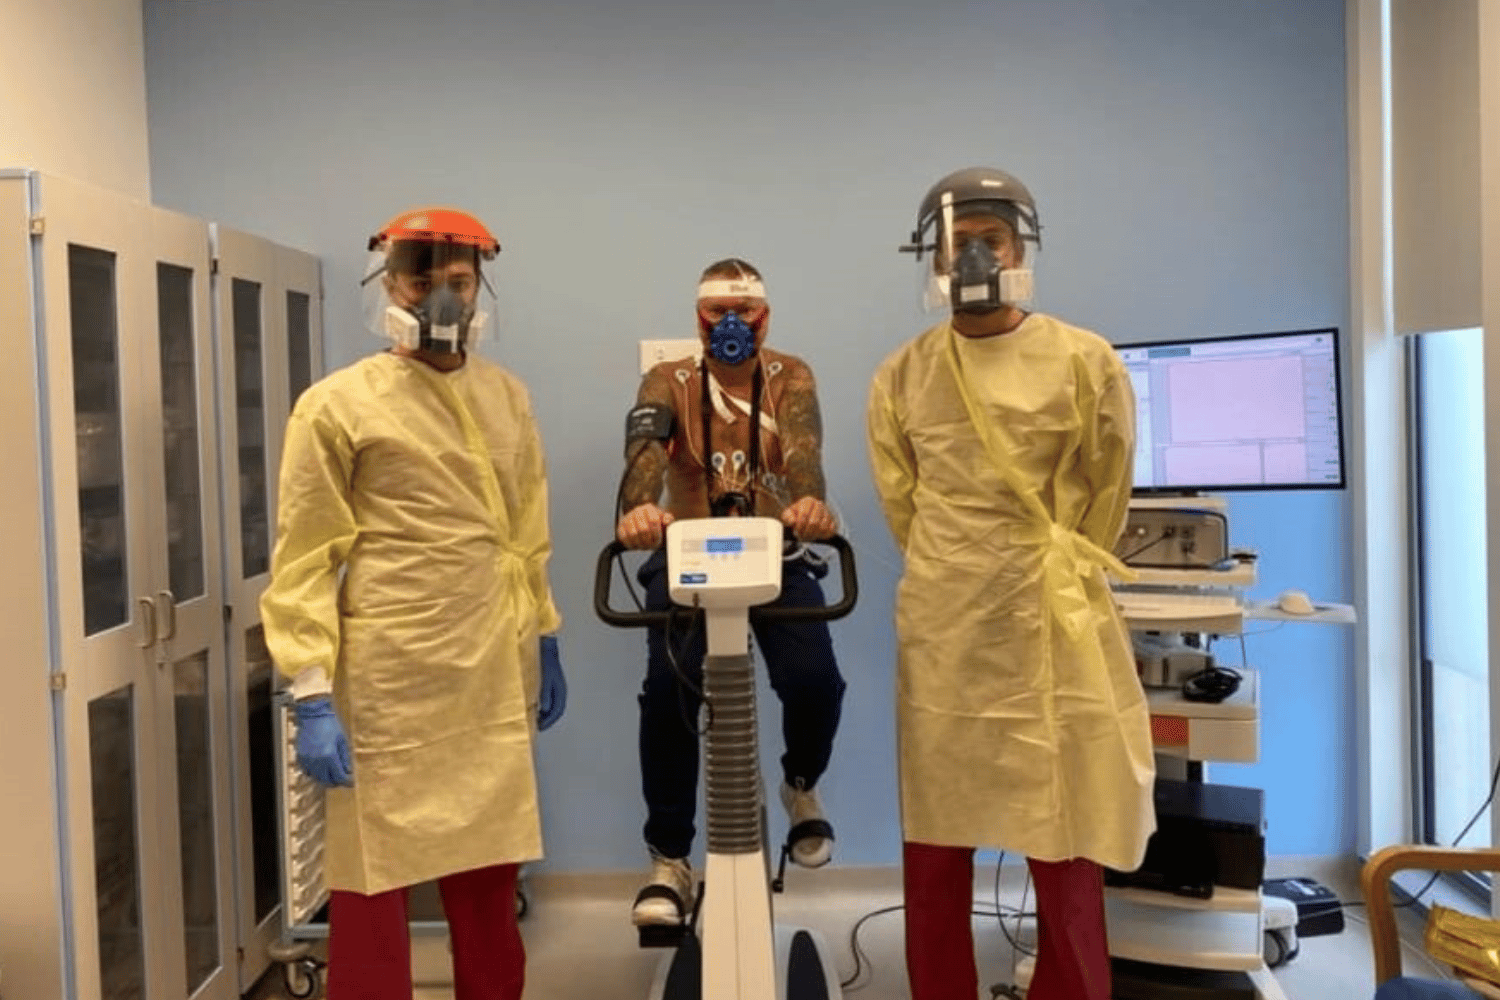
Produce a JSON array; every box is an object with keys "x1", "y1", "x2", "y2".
[{"x1": 144, "y1": 0, "x2": 1354, "y2": 872}]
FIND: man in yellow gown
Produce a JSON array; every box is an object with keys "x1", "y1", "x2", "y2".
[
  {"x1": 261, "y1": 207, "x2": 565, "y2": 1000},
  {"x1": 867, "y1": 167, "x2": 1155, "y2": 1000}
]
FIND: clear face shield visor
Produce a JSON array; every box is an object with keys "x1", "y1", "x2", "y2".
[
  {"x1": 361, "y1": 239, "x2": 499, "y2": 354},
  {"x1": 916, "y1": 197, "x2": 1041, "y2": 314}
]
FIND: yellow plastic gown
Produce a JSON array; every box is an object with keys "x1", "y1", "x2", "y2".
[
  {"x1": 260, "y1": 351, "x2": 561, "y2": 895},
  {"x1": 866, "y1": 315, "x2": 1154, "y2": 870}
]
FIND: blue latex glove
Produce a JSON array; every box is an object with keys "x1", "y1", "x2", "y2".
[
  {"x1": 538, "y1": 634, "x2": 567, "y2": 731},
  {"x1": 293, "y1": 697, "x2": 354, "y2": 788}
]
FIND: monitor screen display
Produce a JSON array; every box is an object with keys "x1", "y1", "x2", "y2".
[
  {"x1": 705, "y1": 537, "x2": 745, "y2": 554},
  {"x1": 1116, "y1": 328, "x2": 1346, "y2": 494}
]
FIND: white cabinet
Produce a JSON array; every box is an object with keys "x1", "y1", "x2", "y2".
[
  {"x1": 211, "y1": 224, "x2": 324, "y2": 993},
  {"x1": 0, "y1": 169, "x2": 235, "y2": 1000},
  {"x1": 0, "y1": 170, "x2": 323, "y2": 1000}
]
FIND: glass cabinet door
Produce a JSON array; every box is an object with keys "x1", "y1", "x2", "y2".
[
  {"x1": 65, "y1": 237, "x2": 157, "y2": 1000},
  {"x1": 233, "y1": 277, "x2": 270, "y2": 581},
  {"x1": 150, "y1": 206, "x2": 238, "y2": 1000},
  {"x1": 88, "y1": 685, "x2": 147, "y2": 1000},
  {"x1": 274, "y1": 248, "x2": 324, "y2": 477},
  {"x1": 69, "y1": 244, "x2": 131, "y2": 638},
  {"x1": 157, "y1": 261, "x2": 206, "y2": 604},
  {"x1": 38, "y1": 175, "x2": 170, "y2": 1000},
  {"x1": 286, "y1": 289, "x2": 313, "y2": 408},
  {"x1": 170, "y1": 651, "x2": 220, "y2": 993},
  {"x1": 245, "y1": 630, "x2": 281, "y2": 927},
  {"x1": 212, "y1": 229, "x2": 325, "y2": 994},
  {"x1": 213, "y1": 226, "x2": 299, "y2": 992},
  {"x1": 36, "y1": 175, "x2": 239, "y2": 1000}
]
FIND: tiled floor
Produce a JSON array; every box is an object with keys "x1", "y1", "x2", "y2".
[{"x1": 250, "y1": 857, "x2": 1455, "y2": 999}]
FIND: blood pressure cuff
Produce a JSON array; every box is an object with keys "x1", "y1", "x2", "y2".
[{"x1": 625, "y1": 402, "x2": 675, "y2": 443}]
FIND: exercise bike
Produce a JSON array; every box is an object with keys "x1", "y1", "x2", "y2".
[{"x1": 595, "y1": 517, "x2": 857, "y2": 1000}]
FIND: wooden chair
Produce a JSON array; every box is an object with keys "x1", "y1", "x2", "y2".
[{"x1": 1362, "y1": 844, "x2": 1500, "y2": 999}]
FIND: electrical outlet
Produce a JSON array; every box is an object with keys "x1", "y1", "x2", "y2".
[{"x1": 638, "y1": 338, "x2": 701, "y2": 375}]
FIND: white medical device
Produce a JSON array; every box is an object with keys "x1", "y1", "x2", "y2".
[
  {"x1": 597, "y1": 517, "x2": 857, "y2": 1000},
  {"x1": 667, "y1": 517, "x2": 841, "y2": 1000},
  {"x1": 668, "y1": 517, "x2": 783, "y2": 653}
]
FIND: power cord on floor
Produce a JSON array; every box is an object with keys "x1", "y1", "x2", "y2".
[
  {"x1": 999, "y1": 855, "x2": 1034, "y2": 998},
  {"x1": 839, "y1": 904, "x2": 904, "y2": 992},
  {"x1": 838, "y1": 903, "x2": 1036, "y2": 994},
  {"x1": 996, "y1": 852, "x2": 1036, "y2": 963},
  {"x1": 839, "y1": 854, "x2": 1037, "y2": 994}
]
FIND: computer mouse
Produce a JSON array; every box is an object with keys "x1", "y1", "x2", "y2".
[{"x1": 1277, "y1": 589, "x2": 1315, "y2": 615}]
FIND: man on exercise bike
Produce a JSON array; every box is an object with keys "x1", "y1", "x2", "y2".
[{"x1": 615, "y1": 257, "x2": 846, "y2": 930}]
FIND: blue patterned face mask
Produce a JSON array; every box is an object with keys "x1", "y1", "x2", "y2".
[{"x1": 707, "y1": 311, "x2": 757, "y2": 364}]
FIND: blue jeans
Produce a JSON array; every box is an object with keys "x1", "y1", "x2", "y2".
[
  {"x1": 636, "y1": 550, "x2": 846, "y2": 859},
  {"x1": 1375, "y1": 978, "x2": 1484, "y2": 1000}
]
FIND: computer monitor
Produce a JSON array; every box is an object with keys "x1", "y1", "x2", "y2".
[{"x1": 1116, "y1": 327, "x2": 1346, "y2": 494}]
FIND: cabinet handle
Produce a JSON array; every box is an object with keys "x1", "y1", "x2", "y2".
[
  {"x1": 136, "y1": 596, "x2": 157, "y2": 650},
  {"x1": 156, "y1": 590, "x2": 178, "y2": 642}
]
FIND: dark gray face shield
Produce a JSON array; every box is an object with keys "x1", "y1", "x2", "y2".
[{"x1": 900, "y1": 167, "x2": 1043, "y2": 314}]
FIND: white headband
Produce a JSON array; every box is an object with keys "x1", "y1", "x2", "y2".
[{"x1": 697, "y1": 277, "x2": 766, "y2": 300}]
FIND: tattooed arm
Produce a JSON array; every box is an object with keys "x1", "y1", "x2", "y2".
[
  {"x1": 778, "y1": 360, "x2": 827, "y2": 502},
  {"x1": 777, "y1": 360, "x2": 837, "y2": 539},
  {"x1": 621, "y1": 367, "x2": 676, "y2": 510},
  {"x1": 617, "y1": 367, "x2": 678, "y2": 548}
]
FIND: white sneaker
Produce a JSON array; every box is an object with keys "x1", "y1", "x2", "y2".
[
  {"x1": 781, "y1": 780, "x2": 834, "y2": 868},
  {"x1": 631, "y1": 852, "x2": 694, "y2": 927}
]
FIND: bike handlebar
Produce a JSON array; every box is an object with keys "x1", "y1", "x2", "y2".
[{"x1": 593, "y1": 534, "x2": 858, "y2": 629}]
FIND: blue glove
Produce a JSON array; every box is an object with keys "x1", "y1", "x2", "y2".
[
  {"x1": 293, "y1": 697, "x2": 354, "y2": 788},
  {"x1": 538, "y1": 634, "x2": 567, "y2": 731}
]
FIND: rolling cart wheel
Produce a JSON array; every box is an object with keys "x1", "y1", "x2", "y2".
[
  {"x1": 1263, "y1": 927, "x2": 1292, "y2": 968},
  {"x1": 515, "y1": 885, "x2": 529, "y2": 920},
  {"x1": 283, "y1": 957, "x2": 324, "y2": 999}
]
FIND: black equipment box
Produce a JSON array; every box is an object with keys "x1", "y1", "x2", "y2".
[
  {"x1": 1263, "y1": 876, "x2": 1346, "y2": 936},
  {"x1": 1105, "y1": 779, "x2": 1266, "y2": 897},
  {"x1": 1111, "y1": 958, "x2": 1257, "y2": 1000}
]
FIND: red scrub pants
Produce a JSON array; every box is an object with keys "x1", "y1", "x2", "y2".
[
  {"x1": 326, "y1": 862, "x2": 524, "y2": 1000},
  {"x1": 903, "y1": 842, "x2": 1111, "y2": 1000}
]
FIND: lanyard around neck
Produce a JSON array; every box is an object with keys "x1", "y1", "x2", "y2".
[{"x1": 700, "y1": 358, "x2": 763, "y2": 509}]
